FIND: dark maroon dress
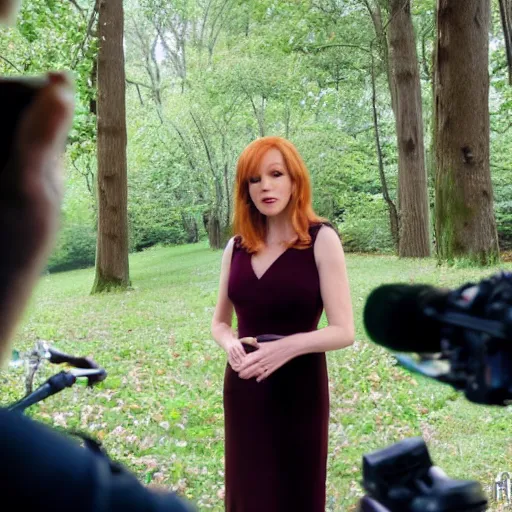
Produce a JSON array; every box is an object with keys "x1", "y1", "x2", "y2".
[{"x1": 224, "y1": 223, "x2": 329, "y2": 512}]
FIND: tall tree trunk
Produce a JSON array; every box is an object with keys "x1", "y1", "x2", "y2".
[
  {"x1": 92, "y1": 0, "x2": 130, "y2": 293},
  {"x1": 388, "y1": 0, "x2": 430, "y2": 257},
  {"x1": 434, "y1": 0, "x2": 499, "y2": 265}
]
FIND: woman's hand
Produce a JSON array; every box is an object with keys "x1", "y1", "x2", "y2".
[
  {"x1": 237, "y1": 341, "x2": 295, "y2": 382},
  {"x1": 225, "y1": 337, "x2": 258, "y2": 371}
]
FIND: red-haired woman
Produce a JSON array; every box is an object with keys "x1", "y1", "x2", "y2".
[{"x1": 211, "y1": 136, "x2": 354, "y2": 512}]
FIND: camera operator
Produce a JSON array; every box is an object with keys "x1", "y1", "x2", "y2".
[{"x1": 0, "y1": 1, "x2": 193, "y2": 510}]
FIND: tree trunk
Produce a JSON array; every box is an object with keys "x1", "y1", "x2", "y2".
[
  {"x1": 92, "y1": 0, "x2": 130, "y2": 293},
  {"x1": 388, "y1": 0, "x2": 430, "y2": 257},
  {"x1": 208, "y1": 213, "x2": 221, "y2": 249},
  {"x1": 434, "y1": 0, "x2": 499, "y2": 265}
]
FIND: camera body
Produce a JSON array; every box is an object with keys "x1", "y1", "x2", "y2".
[
  {"x1": 359, "y1": 438, "x2": 488, "y2": 512},
  {"x1": 396, "y1": 272, "x2": 512, "y2": 406}
]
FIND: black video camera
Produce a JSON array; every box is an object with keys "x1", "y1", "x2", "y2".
[
  {"x1": 364, "y1": 271, "x2": 512, "y2": 406},
  {"x1": 358, "y1": 437, "x2": 488, "y2": 512}
]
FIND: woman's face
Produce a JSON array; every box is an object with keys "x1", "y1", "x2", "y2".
[{"x1": 248, "y1": 148, "x2": 293, "y2": 218}]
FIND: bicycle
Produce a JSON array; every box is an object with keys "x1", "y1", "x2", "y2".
[{"x1": 7, "y1": 340, "x2": 107, "y2": 413}]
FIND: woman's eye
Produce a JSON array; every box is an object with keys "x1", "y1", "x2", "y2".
[
  {"x1": 272, "y1": 171, "x2": 283, "y2": 177},
  {"x1": 249, "y1": 176, "x2": 260, "y2": 184}
]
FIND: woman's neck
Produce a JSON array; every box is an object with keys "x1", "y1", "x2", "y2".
[{"x1": 265, "y1": 215, "x2": 296, "y2": 246}]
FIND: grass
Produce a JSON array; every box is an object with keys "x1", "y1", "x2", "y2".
[{"x1": 2, "y1": 242, "x2": 512, "y2": 511}]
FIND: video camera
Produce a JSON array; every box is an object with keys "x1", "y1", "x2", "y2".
[
  {"x1": 358, "y1": 438, "x2": 488, "y2": 512},
  {"x1": 363, "y1": 271, "x2": 512, "y2": 406},
  {"x1": 359, "y1": 271, "x2": 512, "y2": 511}
]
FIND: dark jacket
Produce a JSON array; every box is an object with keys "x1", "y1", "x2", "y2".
[{"x1": 0, "y1": 409, "x2": 194, "y2": 511}]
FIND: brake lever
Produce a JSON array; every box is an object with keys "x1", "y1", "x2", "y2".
[
  {"x1": 70, "y1": 367, "x2": 107, "y2": 386},
  {"x1": 47, "y1": 346, "x2": 100, "y2": 370}
]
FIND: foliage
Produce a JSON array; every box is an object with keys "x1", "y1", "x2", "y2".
[
  {"x1": 47, "y1": 222, "x2": 96, "y2": 273},
  {"x1": 2, "y1": 0, "x2": 512, "y2": 262},
  {"x1": 339, "y1": 195, "x2": 395, "y2": 253}
]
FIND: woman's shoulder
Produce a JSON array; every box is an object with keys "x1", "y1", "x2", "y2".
[
  {"x1": 231, "y1": 235, "x2": 243, "y2": 250},
  {"x1": 226, "y1": 235, "x2": 248, "y2": 255},
  {"x1": 309, "y1": 221, "x2": 340, "y2": 242}
]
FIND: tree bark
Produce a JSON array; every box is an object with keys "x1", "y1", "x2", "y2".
[
  {"x1": 92, "y1": 0, "x2": 130, "y2": 292},
  {"x1": 434, "y1": 0, "x2": 499, "y2": 265},
  {"x1": 388, "y1": 0, "x2": 430, "y2": 257}
]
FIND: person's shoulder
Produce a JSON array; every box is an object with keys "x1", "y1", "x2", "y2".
[
  {"x1": 310, "y1": 221, "x2": 340, "y2": 243},
  {"x1": 220, "y1": 236, "x2": 240, "y2": 267},
  {"x1": 312, "y1": 222, "x2": 343, "y2": 258},
  {"x1": 0, "y1": 409, "x2": 195, "y2": 511},
  {"x1": 229, "y1": 235, "x2": 246, "y2": 251},
  {"x1": 0, "y1": 408, "x2": 100, "y2": 505},
  {"x1": 224, "y1": 236, "x2": 239, "y2": 253}
]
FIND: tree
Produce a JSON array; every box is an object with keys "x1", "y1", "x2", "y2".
[
  {"x1": 388, "y1": 0, "x2": 430, "y2": 257},
  {"x1": 434, "y1": 0, "x2": 499, "y2": 264},
  {"x1": 92, "y1": 0, "x2": 130, "y2": 292}
]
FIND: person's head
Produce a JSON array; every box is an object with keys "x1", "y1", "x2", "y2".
[{"x1": 233, "y1": 136, "x2": 323, "y2": 252}]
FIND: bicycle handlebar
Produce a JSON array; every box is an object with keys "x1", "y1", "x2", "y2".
[
  {"x1": 47, "y1": 346, "x2": 102, "y2": 371},
  {"x1": 7, "y1": 367, "x2": 107, "y2": 413}
]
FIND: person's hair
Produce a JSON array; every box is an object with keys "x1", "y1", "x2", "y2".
[{"x1": 233, "y1": 136, "x2": 324, "y2": 253}]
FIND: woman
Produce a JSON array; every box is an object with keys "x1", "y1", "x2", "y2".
[{"x1": 211, "y1": 136, "x2": 354, "y2": 512}]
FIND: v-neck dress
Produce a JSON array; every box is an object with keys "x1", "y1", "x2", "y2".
[{"x1": 223, "y1": 223, "x2": 329, "y2": 512}]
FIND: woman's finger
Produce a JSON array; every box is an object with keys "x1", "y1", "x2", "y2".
[
  {"x1": 256, "y1": 366, "x2": 272, "y2": 383},
  {"x1": 230, "y1": 350, "x2": 241, "y2": 366},
  {"x1": 237, "y1": 352, "x2": 259, "y2": 373},
  {"x1": 235, "y1": 344, "x2": 246, "y2": 359},
  {"x1": 239, "y1": 360, "x2": 267, "y2": 379}
]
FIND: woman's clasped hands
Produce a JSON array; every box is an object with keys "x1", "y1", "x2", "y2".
[{"x1": 226, "y1": 337, "x2": 294, "y2": 383}]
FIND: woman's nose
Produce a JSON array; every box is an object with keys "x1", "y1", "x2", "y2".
[{"x1": 261, "y1": 176, "x2": 271, "y2": 190}]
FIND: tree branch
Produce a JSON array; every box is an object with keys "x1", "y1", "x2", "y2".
[
  {"x1": 295, "y1": 43, "x2": 371, "y2": 54},
  {"x1": 71, "y1": 0, "x2": 99, "y2": 69},
  {"x1": 0, "y1": 54, "x2": 22, "y2": 73},
  {"x1": 126, "y1": 78, "x2": 152, "y2": 89},
  {"x1": 190, "y1": 111, "x2": 217, "y2": 179},
  {"x1": 68, "y1": 0, "x2": 86, "y2": 20},
  {"x1": 126, "y1": 79, "x2": 146, "y2": 105}
]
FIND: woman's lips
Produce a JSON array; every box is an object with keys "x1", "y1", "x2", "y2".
[{"x1": 262, "y1": 198, "x2": 277, "y2": 204}]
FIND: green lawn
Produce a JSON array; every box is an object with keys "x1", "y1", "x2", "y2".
[{"x1": 2, "y1": 242, "x2": 512, "y2": 511}]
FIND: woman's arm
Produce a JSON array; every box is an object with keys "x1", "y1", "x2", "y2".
[
  {"x1": 285, "y1": 225, "x2": 355, "y2": 355},
  {"x1": 211, "y1": 238, "x2": 257, "y2": 369},
  {"x1": 237, "y1": 225, "x2": 354, "y2": 381}
]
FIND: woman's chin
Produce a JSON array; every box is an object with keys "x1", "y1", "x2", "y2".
[{"x1": 257, "y1": 208, "x2": 282, "y2": 217}]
